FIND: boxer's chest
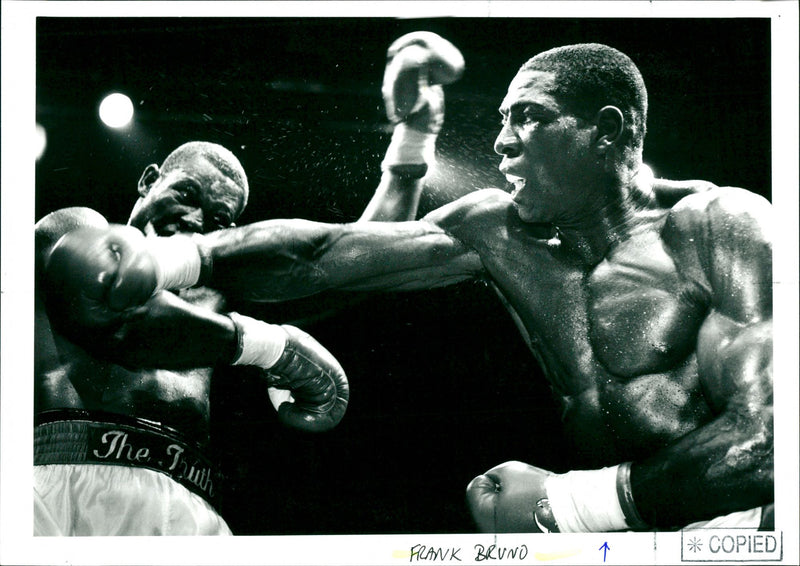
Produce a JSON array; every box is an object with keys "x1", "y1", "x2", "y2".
[
  {"x1": 484, "y1": 227, "x2": 713, "y2": 459},
  {"x1": 485, "y1": 227, "x2": 705, "y2": 380},
  {"x1": 585, "y1": 232, "x2": 707, "y2": 378}
]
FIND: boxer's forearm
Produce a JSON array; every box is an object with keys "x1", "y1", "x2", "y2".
[
  {"x1": 73, "y1": 291, "x2": 238, "y2": 370},
  {"x1": 630, "y1": 313, "x2": 773, "y2": 527},
  {"x1": 196, "y1": 218, "x2": 479, "y2": 301},
  {"x1": 630, "y1": 403, "x2": 773, "y2": 528},
  {"x1": 632, "y1": 319, "x2": 773, "y2": 528},
  {"x1": 358, "y1": 170, "x2": 425, "y2": 222}
]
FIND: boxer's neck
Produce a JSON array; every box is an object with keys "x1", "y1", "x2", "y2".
[{"x1": 553, "y1": 181, "x2": 646, "y2": 267}]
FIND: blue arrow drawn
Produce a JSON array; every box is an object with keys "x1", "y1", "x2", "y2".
[{"x1": 599, "y1": 541, "x2": 610, "y2": 562}]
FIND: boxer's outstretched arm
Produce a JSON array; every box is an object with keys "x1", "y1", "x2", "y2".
[
  {"x1": 359, "y1": 32, "x2": 462, "y2": 222},
  {"x1": 197, "y1": 216, "x2": 483, "y2": 302},
  {"x1": 631, "y1": 187, "x2": 774, "y2": 528},
  {"x1": 78, "y1": 290, "x2": 241, "y2": 370}
]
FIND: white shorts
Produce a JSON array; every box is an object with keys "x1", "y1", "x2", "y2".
[{"x1": 35, "y1": 463, "x2": 232, "y2": 536}]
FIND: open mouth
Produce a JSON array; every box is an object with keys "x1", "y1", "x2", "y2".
[
  {"x1": 505, "y1": 174, "x2": 526, "y2": 196},
  {"x1": 505, "y1": 174, "x2": 538, "y2": 222}
]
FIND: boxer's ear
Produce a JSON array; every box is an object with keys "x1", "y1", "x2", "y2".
[
  {"x1": 593, "y1": 106, "x2": 624, "y2": 156},
  {"x1": 137, "y1": 164, "x2": 160, "y2": 197}
]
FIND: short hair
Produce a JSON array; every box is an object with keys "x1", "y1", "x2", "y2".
[
  {"x1": 521, "y1": 43, "x2": 648, "y2": 149},
  {"x1": 161, "y1": 141, "x2": 250, "y2": 213}
]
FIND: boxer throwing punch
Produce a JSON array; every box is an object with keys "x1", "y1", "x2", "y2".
[{"x1": 49, "y1": 40, "x2": 772, "y2": 533}]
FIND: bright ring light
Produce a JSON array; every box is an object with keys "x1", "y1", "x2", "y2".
[{"x1": 99, "y1": 93, "x2": 134, "y2": 128}]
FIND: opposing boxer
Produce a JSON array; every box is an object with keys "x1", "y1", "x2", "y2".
[
  {"x1": 34, "y1": 31, "x2": 462, "y2": 535},
  {"x1": 35, "y1": 144, "x2": 351, "y2": 536}
]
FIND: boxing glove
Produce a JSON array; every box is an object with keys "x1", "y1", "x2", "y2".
[
  {"x1": 467, "y1": 460, "x2": 648, "y2": 533},
  {"x1": 229, "y1": 313, "x2": 349, "y2": 433},
  {"x1": 43, "y1": 225, "x2": 203, "y2": 330},
  {"x1": 43, "y1": 225, "x2": 159, "y2": 329},
  {"x1": 381, "y1": 31, "x2": 464, "y2": 176},
  {"x1": 466, "y1": 460, "x2": 555, "y2": 533}
]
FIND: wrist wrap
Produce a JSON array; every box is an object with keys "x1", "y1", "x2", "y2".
[
  {"x1": 147, "y1": 235, "x2": 202, "y2": 291},
  {"x1": 381, "y1": 123, "x2": 437, "y2": 171},
  {"x1": 544, "y1": 463, "x2": 648, "y2": 532},
  {"x1": 616, "y1": 461, "x2": 649, "y2": 529},
  {"x1": 228, "y1": 312, "x2": 287, "y2": 369}
]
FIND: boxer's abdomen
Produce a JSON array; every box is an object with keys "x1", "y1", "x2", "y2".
[{"x1": 35, "y1": 286, "x2": 225, "y2": 442}]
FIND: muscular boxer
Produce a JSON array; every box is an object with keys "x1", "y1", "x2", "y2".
[
  {"x1": 35, "y1": 32, "x2": 462, "y2": 536},
  {"x1": 59, "y1": 42, "x2": 772, "y2": 532}
]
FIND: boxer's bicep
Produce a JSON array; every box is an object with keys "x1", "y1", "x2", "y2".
[
  {"x1": 334, "y1": 234, "x2": 482, "y2": 292},
  {"x1": 691, "y1": 189, "x2": 773, "y2": 490},
  {"x1": 697, "y1": 312, "x2": 773, "y2": 417},
  {"x1": 631, "y1": 189, "x2": 774, "y2": 525},
  {"x1": 693, "y1": 187, "x2": 773, "y2": 414},
  {"x1": 297, "y1": 220, "x2": 482, "y2": 292}
]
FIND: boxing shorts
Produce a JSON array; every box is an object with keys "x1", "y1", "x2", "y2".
[{"x1": 34, "y1": 409, "x2": 231, "y2": 536}]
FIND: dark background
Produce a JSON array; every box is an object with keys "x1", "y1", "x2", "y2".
[{"x1": 36, "y1": 17, "x2": 771, "y2": 534}]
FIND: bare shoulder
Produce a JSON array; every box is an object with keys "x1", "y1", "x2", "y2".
[
  {"x1": 35, "y1": 206, "x2": 109, "y2": 253},
  {"x1": 424, "y1": 188, "x2": 513, "y2": 229},
  {"x1": 651, "y1": 178, "x2": 717, "y2": 207},
  {"x1": 661, "y1": 186, "x2": 772, "y2": 295},
  {"x1": 664, "y1": 186, "x2": 772, "y2": 239}
]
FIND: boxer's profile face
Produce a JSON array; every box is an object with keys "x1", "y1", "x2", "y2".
[
  {"x1": 130, "y1": 152, "x2": 246, "y2": 237},
  {"x1": 494, "y1": 69, "x2": 598, "y2": 225}
]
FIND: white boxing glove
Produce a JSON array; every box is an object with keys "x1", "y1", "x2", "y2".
[{"x1": 381, "y1": 31, "x2": 464, "y2": 175}]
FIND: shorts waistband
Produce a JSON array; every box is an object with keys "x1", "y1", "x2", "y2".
[{"x1": 35, "y1": 410, "x2": 222, "y2": 510}]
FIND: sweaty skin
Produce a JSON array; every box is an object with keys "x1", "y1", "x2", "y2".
[
  {"x1": 190, "y1": 64, "x2": 772, "y2": 529},
  {"x1": 196, "y1": 179, "x2": 772, "y2": 529},
  {"x1": 36, "y1": 194, "x2": 242, "y2": 442},
  {"x1": 39, "y1": 56, "x2": 773, "y2": 530},
  {"x1": 35, "y1": 44, "x2": 443, "y2": 452},
  {"x1": 36, "y1": 145, "x2": 256, "y2": 445}
]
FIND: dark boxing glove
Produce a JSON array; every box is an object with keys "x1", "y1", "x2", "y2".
[
  {"x1": 229, "y1": 313, "x2": 349, "y2": 433},
  {"x1": 43, "y1": 225, "x2": 204, "y2": 331},
  {"x1": 43, "y1": 225, "x2": 159, "y2": 330},
  {"x1": 466, "y1": 460, "x2": 554, "y2": 533}
]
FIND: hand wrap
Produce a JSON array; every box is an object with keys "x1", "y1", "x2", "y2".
[
  {"x1": 145, "y1": 235, "x2": 203, "y2": 292},
  {"x1": 541, "y1": 462, "x2": 648, "y2": 532}
]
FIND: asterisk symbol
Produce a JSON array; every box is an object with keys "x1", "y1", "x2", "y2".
[{"x1": 687, "y1": 537, "x2": 703, "y2": 552}]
